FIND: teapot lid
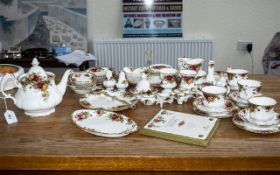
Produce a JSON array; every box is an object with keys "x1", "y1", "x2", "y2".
[{"x1": 27, "y1": 58, "x2": 48, "y2": 79}]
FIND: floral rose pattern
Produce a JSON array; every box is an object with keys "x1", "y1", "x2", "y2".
[
  {"x1": 89, "y1": 67, "x2": 103, "y2": 72},
  {"x1": 147, "y1": 115, "x2": 166, "y2": 128},
  {"x1": 188, "y1": 64, "x2": 201, "y2": 72},
  {"x1": 203, "y1": 93, "x2": 217, "y2": 103},
  {"x1": 21, "y1": 73, "x2": 51, "y2": 100},
  {"x1": 182, "y1": 76, "x2": 194, "y2": 84},
  {"x1": 109, "y1": 113, "x2": 124, "y2": 122},
  {"x1": 164, "y1": 75, "x2": 176, "y2": 83},
  {"x1": 75, "y1": 111, "x2": 90, "y2": 121}
]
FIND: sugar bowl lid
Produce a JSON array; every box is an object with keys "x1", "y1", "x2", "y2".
[{"x1": 27, "y1": 58, "x2": 48, "y2": 79}]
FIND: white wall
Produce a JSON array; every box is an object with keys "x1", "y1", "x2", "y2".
[{"x1": 87, "y1": 0, "x2": 280, "y2": 74}]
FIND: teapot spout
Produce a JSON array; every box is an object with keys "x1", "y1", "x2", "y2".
[{"x1": 57, "y1": 69, "x2": 72, "y2": 95}]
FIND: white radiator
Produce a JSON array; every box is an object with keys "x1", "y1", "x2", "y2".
[{"x1": 92, "y1": 38, "x2": 213, "y2": 71}]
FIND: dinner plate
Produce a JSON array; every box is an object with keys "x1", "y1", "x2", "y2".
[
  {"x1": 79, "y1": 90, "x2": 138, "y2": 111},
  {"x1": 72, "y1": 109, "x2": 138, "y2": 137}
]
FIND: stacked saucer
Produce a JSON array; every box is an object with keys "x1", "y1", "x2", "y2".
[
  {"x1": 232, "y1": 96, "x2": 280, "y2": 134},
  {"x1": 193, "y1": 97, "x2": 238, "y2": 118},
  {"x1": 229, "y1": 91, "x2": 250, "y2": 108},
  {"x1": 233, "y1": 108, "x2": 280, "y2": 134},
  {"x1": 193, "y1": 86, "x2": 239, "y2": 118}
]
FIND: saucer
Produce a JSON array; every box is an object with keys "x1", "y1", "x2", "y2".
[
  {"x1": 232, "y1": 115, "x2": 280, "y2": 134},
  {"x1": 229, "y1": 91, "x2": 262, "y2": 108},
  {"x1": 229, "y1": 91, "x2": 248, "y2": 108},
  {"x1": 193, "y1": 97, "x2": 239, "y2": 118},
  {"x1": 239, "y1": 108, "x2": 280, "y2": 126}
]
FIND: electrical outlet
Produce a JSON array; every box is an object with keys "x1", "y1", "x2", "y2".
[{"x1": 237, "y1": 41, "x2": 253, "y2": 51}]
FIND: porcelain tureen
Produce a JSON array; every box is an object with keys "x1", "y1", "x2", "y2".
[{"x1": 1, "y1": 58, "x2": 72, "y2": 117}]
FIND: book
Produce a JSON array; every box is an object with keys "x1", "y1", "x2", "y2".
[{"x1": 139, "y1": 109, "x2": 220, "y2": 147}]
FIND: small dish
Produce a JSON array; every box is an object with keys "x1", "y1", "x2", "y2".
[
  {"x1": 232, "y1": 115, "x2": 280, "y2": 134},
  {"x1": 69, "y1": 71, "x2": 96, "y2": 86},
  {"x1": 79, "y1": 90, "x2": 138, "y2": 111},
  {"x1": 68, "y1": 71, "x2": 97, "y2": 94},
  {"x1": 0, "y1": 64, "x2": 24, "y2": 91},
  {"x1": 72, "y1": 109, "x2": 138, "y2": 137},
  {"x1": 193, "y1": 97, "x2": 239, "y2": 118},
  {"x1": 86, "y1": 67, "x2": 109, "y2": 84}
]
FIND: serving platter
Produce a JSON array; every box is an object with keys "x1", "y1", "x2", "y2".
[
  {"x1": 72, "y1": 109, "x2": 138, "y2": 137},
  {"x1": 79, "y1": 90, "x2": 138, "y2": 111}
]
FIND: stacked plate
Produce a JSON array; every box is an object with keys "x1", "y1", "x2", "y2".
[{"x1": 232, "y1": 108, "x2": 280, "y2": 134}]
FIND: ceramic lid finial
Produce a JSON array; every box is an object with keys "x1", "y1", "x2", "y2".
[
  {"x1": 27, "y1": 57, "x2": 48, "y2": 79},
  {"x1": 106, "y1": 70, "x2": 113, "y2": 80},
  {"x1": 118, "y1": 71, "x2": 126, "y2": 83},
  {"x1": 31, "y1": 57, "x2": 40, "y2": 66}
]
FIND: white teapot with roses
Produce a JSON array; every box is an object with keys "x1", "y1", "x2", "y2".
[{"x1": 1, "y1": 58, "x2": 72, "y2": 117}]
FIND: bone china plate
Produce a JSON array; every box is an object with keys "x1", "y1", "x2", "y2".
[
  {"x1": 72, "y1": 109, "x2": 138, "y2": 137},
  {"x1": 79, "y1": 90, "x2": 138, "y2": 111}
]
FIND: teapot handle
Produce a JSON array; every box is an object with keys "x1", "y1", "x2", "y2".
[{"x1": 0, "y1": 73, "x2": 19, "y2": 104}]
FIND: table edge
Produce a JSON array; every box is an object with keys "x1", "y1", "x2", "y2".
[{"x1": 1, "y1": 156, "x2": 280, "y2": 171}]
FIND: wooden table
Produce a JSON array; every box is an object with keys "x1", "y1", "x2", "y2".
[{"x1": 0, "y1": 75, "x2": 280, "y2": 175}]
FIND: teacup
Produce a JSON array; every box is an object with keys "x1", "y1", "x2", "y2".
[
  {"x1": 238, "y1": 79, "x2": 261, "y2": 100},
  {"x1": 248, "y1": 96, "x2": 277, "y2": 123},
  {"x1": 201, "y1": 86, "x2": 227, "y2": 108},
  {"x1": 177, "y1": 57, "x2": 204, "y2": 72},
  {"x1": 160, "y1": 68, "x2": 177, "y2": 93},
  {"x1": 227, "y1": 68, "x2": 248, "y2": 90},
  {"x1": 195, "y1": 70, "x2": 207, "y2": 85},
  {"x1": 179, "y1": 70, "x2": 197, "y2": 90},
  {"x1": 215, "y1": 71, "x2": 228, "y2": 87}
]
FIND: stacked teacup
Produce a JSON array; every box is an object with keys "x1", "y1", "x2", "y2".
[
  {"x1": 175, "y1": 57, "x2": 206, "y2": 104},
  {"x1": 226, "y1": 68, "x2": 248, "y2": 91}
]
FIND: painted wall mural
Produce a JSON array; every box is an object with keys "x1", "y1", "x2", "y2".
[{"x1": 0, "y1": 0, "x2": 87, "y2": 51}]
